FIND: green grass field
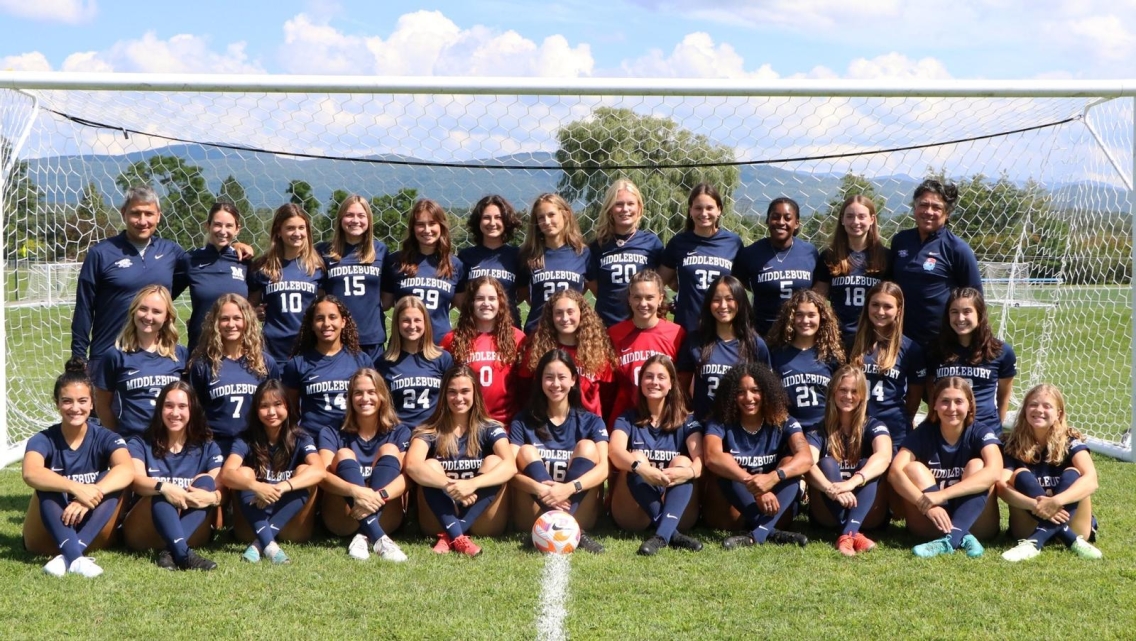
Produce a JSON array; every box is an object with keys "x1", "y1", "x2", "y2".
[{"x1": 0, "y1": 460, "x2": 1134, "y2": 639}]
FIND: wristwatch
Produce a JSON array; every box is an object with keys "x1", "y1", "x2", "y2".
[
  {"x1": 775, "y1": 469, "x2": 787, "y2": 482},
  {"x1": 154, "y1": 481, "x2": 164, "y2": 494},
  {"x1": 573, "y1": 480, "x2": 583, "y2": 493},
  {"x1": 379, "y1": 488, "x2": 390, "y2": 501},
  {"x1": 630, "y1": 460, "x2": 641, "y2": 474}
]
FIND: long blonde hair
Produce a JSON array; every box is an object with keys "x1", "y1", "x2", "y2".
[
  {"x1": 414, "y1": 365, "x2": 501, "y2": 459},
  {"x1": 341, "y1": 369, "x2": 401, "y2": 437},
  {"x1": 850, "y1": 281, "x2": 905, "y2": 371},
  {"x1": 189, "y1": 293, "x2": 268, "y2": 378},
  {"x1": 115, "y1": 285, "x2": 180, "y2": 360},
  {"x1": 253, "y1": 203, "x2": 323, "y2": 281},
  {"x1": 821, "y1": 366, "x2": 869, "y2": 465},
  {"x1": 592, "y1": 179, "x2": 645, "y2": 247},
  {"x1": 519, "y1": 193, "x2": 586, "y2": 271},
  {"x1": 1002, "y1": 384, "x2": 1082, "y2": 466},
  {"x1": 384, "y1": 296, "x2": 443, "y2": 361},
  {"x1": 327, "y1": 195, "x2": 377, "y2": 264}
]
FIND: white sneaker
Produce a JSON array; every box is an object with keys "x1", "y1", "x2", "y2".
[
  {"x1": 374, "y1": 535, "x2": 408, "y2": 563},
  {"x1": 1070, "y1": 535, "x2": 1103, "y2": 560},
  {"x1": 67, "y1": 556, "x2": 104, "y2": 578},
  {"x1": 42, "y1": 555, "x2": 66, "y2": 577},
  {"x1": 347, "y1": 533, "x2": 370, "y2": 560},
  {"x1": 1002, "y1": 539, "x2": 1041, "y2": 562}
]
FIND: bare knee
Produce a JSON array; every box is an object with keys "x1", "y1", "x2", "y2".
[
  {"x1": 668, "y1": 455, "x2": 692, "y2": 469},
  {"x1": 516, "y1": 444, "x2": 540, "y2": 467},
  {"x1": 377, "y1": 443, "x2": 402, "y2": 459},
  {"x1": 572, "y1": 439, "x2": 598, "y2": 463},
  {"x1": 480, "y1": 454, "x2": 502, "y2": 473}
]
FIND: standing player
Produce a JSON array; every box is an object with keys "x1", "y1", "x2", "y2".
[
  {"x1": 247, "y1": 204, "x2": 325, "y2": 361},
  {"x1": 588, "y1": 180, "x2": 664, "y2": 327},
  {"x1": 803, "y1": 366, "x2": 892, "y2": 556},
  {"x1": 93, "y1": 285, "x2": 189, "y2": 439},
  {"x1": 703, "y1": 362, "x2": 813, "y2": 548},
  {"x1": 382, "y1": 198, "x2": 465, "y2": 340},
  {"x1": 848, "y1": 282, "x2": 926, "y2": 447},
  {"x1": 282, "y1": 295, "x2": 372, "y2": 440},
  {"x1": 318, "y1": 369, "x2": 410, "y2": 562},
  {"x1": 122, "y1": 381, "x2": 223, "y2": 571},
  {"x1": 406, "y1": 365, "x2": 517, "y2": 556},
  {"x1": 187, "y1": 294, "x2": 279, "y2": 457},
  {"x1": 459, "y1": 195, "x2": 524, "y2": 329},
  {"x1": 178, "y1": 201, "x2": 253, "y2": 354},
  {"x1": 658, "y1": 183, "x2": 743, "y2": 331},
  {"x1": 890, "y1": 377, "x2": 1001, "y2": 558},
  {"x1": 929, "y1": 288, "x2": 1016, "y2": 435},
  {"x1": 517, "y1": 194, "x2": 595, "y2": 332},
  {"x1": 222, "y1": 379, "x2": 325, "y2": 564},
  {"x1": 441, "y1": 276, "x2": 527, "y2": 423},
  {"x1": 517, "y1": 289, "x2": 616, "y2": 418},
  {"x1": 378, "y1": 296, "x2": 456, "y2": 428},
  {"x1": 890, "y1": 179, "x2": 982, "y2": 351},
  {"x1": 814, "y1": 195, "x2": 890, "y2": 348},
  {"x1": 609, "y1": 355, "x2": 704, "y2": 556},
  {"x1": 677, "y1": 275, "x2": 770, "y2": 421},
  {"x1": 318, "y1": 196, "x2": 389, "y2": 363},
  {"x1": 999, "y1": 384, "x2": 1102, "y2": 561},
  {"x1": 606, "y1": 270, "x2": 685, "y2": 425},
  {"x1": 766, "y1": 290, "x2": 845, "y2": 433},
  {"x1": 733, "y1": 198, "x2": 821, "y2": 336},
  {"x1": 510, "y1": 350, "x2": 609, "y2": 553},
  {"x1": 22, "y1": 360, "x2": 133, "y2": 577}
]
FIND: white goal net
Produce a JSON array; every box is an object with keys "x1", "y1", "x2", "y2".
[{"x1": 0, "y1": 75, "x2": 1132, "y2": 464}]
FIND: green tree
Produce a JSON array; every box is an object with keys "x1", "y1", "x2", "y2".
[
  {"x1": 64, "y1": 182, "x2": 116, "y2": 259},
  {"x1": 218, "y1": 175, "x2": 253, "y2": 219},
  {"x1": 1, "y1": 138, "x2": 45, "y2": 260},
  {"x1": 114, "y1": 155, "x2": 214, "y2": 249},
  {"x1": 371, "y1": 188, "x2": 418, "y2": 248},
  {"x1": 286, "y1": 180, "x2": 330, "y2": 241},
  {"x1": 327, "y1": 189, "x2": 351, "y2": 219},
  {"x1": 556, "y1": 107, "x2": 740, "y2": 243}
]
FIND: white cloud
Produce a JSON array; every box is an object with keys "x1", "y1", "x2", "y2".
[
  {"x1": 621, "y1": 32, "x2": 778, "y2": 78},
  {"x1": 845, "y1": 53, "x2": 953, "y2": 80},
  {"x1": 56, "y1": 32, "x2": 263, "y2": 74},
  {"x1": 1, "y1": 52, "x2": 52, "y2": 71},
  {"x1": 1060, "y1": 15, "x2": 1136, "y2": 62},
  {"x1": 0, "y1": 0, "x2": 95, "y2": 23}
]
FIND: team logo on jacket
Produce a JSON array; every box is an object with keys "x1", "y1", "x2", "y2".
[
  {"x1": 115, "y1": 258, "x2": 133, "y2": 269},
  {"x1": 231, "y1": 266, "x2": 246, "y2": 280},
  {"x1": 922, "y1": 257, "x2": 937, "y2": 271},
  {"x1": 897, "y1": 250, "x2": 908, "y2": 258}
]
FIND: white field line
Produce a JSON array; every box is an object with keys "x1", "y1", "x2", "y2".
[{"x1": 535, "y1": 553, "x2": 571, "y2": 641}]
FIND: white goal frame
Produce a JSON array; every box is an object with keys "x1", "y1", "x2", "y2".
[{"x1": 0, "y1": 73, "x2": 1133, "y2": 465}]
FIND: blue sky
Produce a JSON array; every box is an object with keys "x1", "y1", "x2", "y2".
[{"x1": 1, "y1": 0, "x2": 1132, "y2": 79}]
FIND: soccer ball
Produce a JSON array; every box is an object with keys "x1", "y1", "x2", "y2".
[{"x1": 531, "y1": 510, "x2": 581, "y2": 554}]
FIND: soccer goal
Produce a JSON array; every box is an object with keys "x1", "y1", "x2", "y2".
[{"x1": 0, "y1": 74, "x2": 1133, "y2": 464}]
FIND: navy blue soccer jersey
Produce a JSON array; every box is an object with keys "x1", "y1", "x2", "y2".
[
  {"x1": 229, "y1": 433, "x2": 318, "y2": 483},
  {"x1": 770, "y1": 345, "x2": 840, "y2": 432},
  {"x1": 26, "y1": 423, "x2": 127, "y2": 485},
  {"x1": 376, "y1": 350, "x2": 456, "y2": 428},
  {"x1": 518, "y1": 245, "x2": 595, "y2": 332},
  {"x1": 414, "y1": 423, "x2": 508, "y2": 479},
  {"x1": 509, "y1": 408, "x2": 609, "y2": 482},
  {"x1": 929, "y1": 341, "x2": 1017, "y2": 433},
  {"x1": 704, "y1": 418, "x2": 803, "y2": 474},
  {"x1": 901, "y1": 420, "x2": 1001, "y2": 489},
  {"x1": 179, "y1": 244, "x2": 250, "y2": 353},
  {"x1": 283, "y1": 349, "x2": 373, "y2": 439},
  {"x1": 612, "y1": 412, "x2": 702, "y2": 468},
  {"x1": 1004, "y1": 437, "x2": 1090, "y2": 489},
  {"x1": 661, "y1": 229, "x2": 743, "y2": 330},
  {"x1": 187, "y1": 355, "x2": 280, "y2": 442},
  {"x1": 588, "y1": 231, "x2": 664, "y2": 327},
  {"x1": 676, "y1": 332, "x2": 771, "y2": 420},
  {"x1": 890, "y1": 227, "x2": 983, "y2": 349},
  {"x1": 319, "y1": 240, "x2": 389, "y2": 348},
  {"x1": 806, "y1": 418, "x2": 891, "y2": 477},
  {"x1": 860, "y1": 337, "x2": 926, "y2": 445},
  {"x1": 815, "y1": 249, "x2": 889, "y2": 340},
  {"x1": 383, "y1": 251, "x2": 465, "y2": 340},
  {"x1": 71, "y1": 233, "x2": 186, "y2": 369},
  {"x1": 459, "y1": 244, "x2": 522, "y2": 328},
  {"x1": 733, "y1": 238, "x2": 821, "y2": 335},
  {"x1": 94, "y1": 345, "x2": 190, "y2": 439},
  {"x1": 127, "y1": 437, "x2": 223, "y2": 487},
  {"x1": 247, "y1": 258, "x2": 324, "y2": 361},
  {"x1": 318, "y1": 423, "x2": 412, "y2": 480}
]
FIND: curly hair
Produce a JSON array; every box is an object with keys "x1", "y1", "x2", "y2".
[
  {"x1": 820, "y1": 365, "x2": 869, "y2": 466},
  {"x1": 521, "y1": 288, "x2": 616, "y2": 378},
  {"x1": 341, "y1": 368, "x2": 401, "y2": 437},
  {"x1": 592, "y1": 179, "x2": 645, "y2": 247},
  {"x1": 252, "y1": 203, "x2": 324, "y2": 282},
  {"x1": 467, "y1": 194, "x2": 522, "y2": 246},
  {"x1": 850, "y1": 281, "x2": 906, "y2": 372},
  {"x1": 385, "y1": 295, "x2": 443, "y2": 361},
  {"x1": 115, "y1": 284, "x2": 180, "y2": 360},
  {"x1": 245, "y1": 379, "x2": 306, "y2": 481},
  {"x1": 926, "y1": 377, "x2": 976, "y2": 429},
  {"x1": 519, "y1": 193, "x2": 586, "y2": 271},
  {"x1": 143, "y1": 381, "x2": 212, "y2": 459},
  {"x1": 936, "y1": 287, "x2": 1004, "y2": 366},
  {"x1": 712, "y1": 361, "x2": 788, "y2": 428},
  {"x1": 292, "y1": 294, "x2": 361, "y2": 357},
  {"x1": 695, "y1": 275, "x2": 762, "y2": 369},
  {"x1": 1002, "y1": 384, "x2": 1083, "y2": 467},
  {"x1": 326, "y1": 195, "x2": 377, "y2": 264},
  {"x1": 766, "y1": 289, "x2": 845, "y2": 364},
  {"x1": 189, "y1": 293, "x2": 269, "y2": 380},
  {"x1": 399, "y1": 199, "x2": 456, "y2": 279},
  {"x1": 632, "y1": 354, "x2": 690, "y2": 433},
  {"x1": 415, "y1": 364, "x2": 502, "y2": 459},
  {"x1": 913, "y1": 178, "x2": 960, "y2": 216},
  {"x1": 449, "y1": 276, "x2": 518, "y2": 366}
]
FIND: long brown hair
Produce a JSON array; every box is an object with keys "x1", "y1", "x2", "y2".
[
  {"x1": 927, "y1": 377, "x2": 976, "y2": 428},
  {"x1": 766, "y1": 289, "x2": 845, "y2": 364},
  {"x1": 937, "y1": 287, "x2": 1004, "y2": 365},
  {"x1": 632, "y1": 355, "x2": 690, "y2": 432},
  {"x1": 327, "y1": 195, "x2": 377, "y2": 264},
  {"x1": 519, "y1": 193, "x2": 586, "y2": 270},
  {"x1": 245, "y1": 379, "x2": 306, "y2": 481},
  {"x1": 292, "y1": 294, "x2": 361, "y2": 357},
  {"x1": 1002, "y1": 384, "x2": 1082, "y2": 466},
  {"x1": 253, "y1": 203, "x2": 323, "y2": 282},
  {"x1": 414, "y1": 365, "x2": 501, "y2": 459},
  {"x1": 823, "y1": 195, "x2": 888, "y2": 276},
  {"x1": 520, "y1": 288, "x2": 616, "y2": 378},
  {"x1": 399, "y1": 199, "x2": 456, "y2": 279},
  {"x1": 189, "y1": 293, "x2": 269, "y2": 379},
  {"x1": 448, "y1": 276, "x2": 518, "y2": 366},
  {"x1": 820, "y1": 366, "x2": 869, "y2": 466},
  {"x1": 341, "y1": 369, "x2": 401, "y2": 437},
  {"x1": 143, "y1": 381, "x2": 212, "y2": 459},
  {"x1": 850, "y1": 281, "x2": 905, "y2": 371}
]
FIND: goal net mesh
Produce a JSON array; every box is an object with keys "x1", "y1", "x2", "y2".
[{"x1": 0, "y1": 84, "x2": 1131, "y2": 462}]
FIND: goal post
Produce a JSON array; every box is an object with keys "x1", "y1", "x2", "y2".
[{"x1": 0, "y1": 73, "x2": 1133, "y2": 464}]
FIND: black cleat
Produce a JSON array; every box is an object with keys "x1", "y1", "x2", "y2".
[
  {"x1": 576, "y1": 533, "x2": 605, "y2": 554},
  {"x1": 768, "y1": 529, "x2": 808, "y2": 547},
  {"x1": 156, "y1": 550, "x2": 176, "y2": 571},
  {"x1": 178, "y1": 549, "x2": 218, "y2": 571},
  {"x1": 722, "y1": 534, "x2": 755, "y2": 550},
  {"x1": 637, "y1": 535, "x2": 667, "y2": 556},
  {"x1": 669, "y1": 531, "x2": 704, "y2": 552}
]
